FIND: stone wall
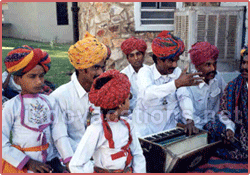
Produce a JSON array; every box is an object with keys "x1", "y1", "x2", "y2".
[
  {"x1": 78, "y1": 2, "x2": 221, "y2": 71},
  {"x1": 78, "y1": 2, "x2": 160, "y2": 71}
]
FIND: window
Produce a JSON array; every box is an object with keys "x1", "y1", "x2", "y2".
[
  {"x1": 134, "y1": 2, "x2": 183, "y2": 31},
  {"x1": 56, "y1": 2, "x2": 69, "y2": 25}
]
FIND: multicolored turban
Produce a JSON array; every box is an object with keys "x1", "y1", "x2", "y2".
[
  {"x1": 89, "y1": 69, "x2": 131, "y2": 109},
  {"x1": 4, "y1": 45, "x2": 51, "y2": 76},
  {"x1": 189, "y1": 42, "x2": 219, "y2": 66},
  {"x1": 240, "y1": 45, "x2": 248, "y2": 57},
  {"x1": 121, "y1": 37, "x2": 147, "y2": 55},
  {"x1": 152, "y1": 31, "x2": 185, "y2": 60},
  {"x1": 68, "y1": 31, "x2": 108, "y2": 69}
]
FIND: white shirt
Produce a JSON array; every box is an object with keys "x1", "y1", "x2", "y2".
[
  {"x1": 2, "y1": 71, "x2": 22, "y2": 93},
  {"x1": 121, "y1": 64, "x2": 148, "y2": 112},
  {"x1": 187, "y1": 72, "x2": 227, "y2": 130},
  {"x1": 2, "y1": 94, "x2": 73, "y2": 172},
  {"x1": 132, "y1": 64, "x2": 193, "y2": 137},
  {"x1": 50, "y1": 72, "x2": 100, "y2": 152},
  {"x1": 69, "y1": 119, "x2": 146, "y2": 173}
]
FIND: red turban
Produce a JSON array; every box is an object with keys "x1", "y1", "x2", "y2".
[
  {"x1": 121, "y1": 37, "x2": 147, "y2": 55},
  {"x1": 89, "y1": 69, "x2": 131, "y2": 109},
  {"x1": 4, "y1": 45, "x2": 51, "y2": 76},
  {"x1": 189, "y1": 42, "x2": 219, "y2": 66},
  {"x1": 152, "y1": 31, "x2": 185, "y2": 59}
]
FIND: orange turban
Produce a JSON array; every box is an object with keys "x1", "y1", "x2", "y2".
[{"x1": 68, "y1": 31, "x2": 108, "y2": 69}]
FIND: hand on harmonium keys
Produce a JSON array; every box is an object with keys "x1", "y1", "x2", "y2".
[
  {"x1": 175, "y1": 64, "x2": 204, "y2": 88},
  {"x1": 184, "y1": 119, "x2": 199, "y2": 136}
]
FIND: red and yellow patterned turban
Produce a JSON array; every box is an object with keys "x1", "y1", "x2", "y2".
[
  {"x1": 121, "y1": 36, "x2": 147, "y2": 55},
  {"x1": 189, "y1": 42, "x2": 219, "y2": 66},
  {"x1": 152, "y1": 31, "x2": 185, "y2": 60},
  {"x1": 68, "y1": 31, "x2": 108, "y2": 69},
  {"x1": 89, "y1": 69, "x2": 131, "y2": 109},
  {"x1": 4, "y1": 45, "x2": 51, "y2": 76},
  {"x1": 240, "y1": 45, "x2": 248, "y2": 57}
]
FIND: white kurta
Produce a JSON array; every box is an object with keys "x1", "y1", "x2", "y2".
[
  {"x1": 121, "y1": 64, "x2": 148, "y2": 112},
  {"x1": 2, "y1": 94, "x2": 73, "y2": 172},
  {"x1": 187, "y1": 72, "x2": 228, "y2": 129},
  {"x1": 132, "y1": 64, "x2": 194, "y2": 137},
  {"x1": 69, "y1": 119, "x2": 146, "y2": 173},
  {"x1": 50, "y1": 72, "x2": 100, "y2": 152}
]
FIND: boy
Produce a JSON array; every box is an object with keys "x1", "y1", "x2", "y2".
[
  {"x1": 69, "y1": 69, "x2": 146, "y2": 173},
  {"x1": 2, "y1": 46, "x2": 73, "y2": 173}
]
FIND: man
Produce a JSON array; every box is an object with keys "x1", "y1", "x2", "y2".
[
  {"x1": 120, "y1": 37, "x2": 148, "y2": 112},
  {"x1": 216, "y1": 46, "x2": 248, "y2": 160},
  {"x1": 132, "y1": 31, "x2": 203, "y2": 137},
  {"x1": 50, "y1": 32, "x2": 108, "y2": 152},
  {"x1": 187, "y1": 42, "x2": 227, "y2": 132}
]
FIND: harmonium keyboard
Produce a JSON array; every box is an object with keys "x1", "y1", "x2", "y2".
[{"x1": 139, "y1": 127, "x2": 221, "y2": 173}]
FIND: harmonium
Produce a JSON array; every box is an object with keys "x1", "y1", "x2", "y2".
[{"x1": 139, "y1": 127, "x2": 221, "y2": 173}]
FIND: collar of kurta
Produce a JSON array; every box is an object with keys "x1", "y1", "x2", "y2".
[
  {"x1": 198, "y1": 71, "x2": 218, "y2": 89},
  {"x1": 127, "y1": 63, "x2": 146, "y2": 76},
  {"x1": 153, "y1": 63, "x2": 177, "y2": 81},
  {"x1": 71, "y1": 71, "x2": 87, "y2": 99}
]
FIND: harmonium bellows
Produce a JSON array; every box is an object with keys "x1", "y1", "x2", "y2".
[{"x1": 139, "y1": 127, "x2": 220, "y2": 173}]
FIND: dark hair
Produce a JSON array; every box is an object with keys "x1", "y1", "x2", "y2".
[
  {"x1": 126, "y1": 51, "x2": 144, "y2": 58},
  {"x1": 75, "y1": 69, "x2": 79, "y2": 77},
  {"x1": 152, "y1": 54, "x2": 166, "y2": 64}
]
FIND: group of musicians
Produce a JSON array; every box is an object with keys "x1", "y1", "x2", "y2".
[{"x1": 2, "y1": 30, "x2": 248, "y2": 173}]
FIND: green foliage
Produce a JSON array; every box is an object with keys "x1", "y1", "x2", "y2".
[{"x1": 2, "y1": 37, "x2": 74, "y2": 87}]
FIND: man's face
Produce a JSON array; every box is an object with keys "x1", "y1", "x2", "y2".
[
  {"x1": 240, "y1": 55, "x2": 248, "y2": 80},
  {"x1": 157, "y1": 56, "x2": 179, "y2": 75},
  {"x1": 80, "y1": 59, "x2": 106, "y2": 84},
  {"x1": 196, "y1": 59, "x2": 217, "y2": 82},
  {"x1": 127, "y1": 49, "x2": 144, "y2": 70}
]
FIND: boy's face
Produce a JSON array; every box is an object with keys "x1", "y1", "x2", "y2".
[
  {"x1": 120, "y1": 93, "x2": 132, "y2": 116},
  {"x1": 15, "y1": 65, "x2": 45, "y2": 95}
]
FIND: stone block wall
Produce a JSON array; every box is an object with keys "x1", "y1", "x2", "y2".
[
  {"x1": 78, "y1": 2, "x2": 160, "y2": 71},
  {"x1": 78, "y1": 2, "x2": 221, "y2": 71}
]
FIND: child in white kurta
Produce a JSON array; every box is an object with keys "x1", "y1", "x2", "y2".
[
  {"x1": 2, "y1": 45, "x2": 73, "y2": 173},
  {"x1": 2, "y1": 94, "x2": 73, "y2": 173},
  {"x1": 69, "y1": 69, "x2": 146, "y2": 173}
]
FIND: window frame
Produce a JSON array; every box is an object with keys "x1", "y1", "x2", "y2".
[{"x1": 134, "y1": 2, "x2": 183, "y2": 31}]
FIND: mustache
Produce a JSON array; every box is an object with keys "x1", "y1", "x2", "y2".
[
  {"x1": 168, "y1": 67, "x2": 176, "y2": 71},
  {"x1": 206, "y1": 71, "x2": 217, "y2": 76}
]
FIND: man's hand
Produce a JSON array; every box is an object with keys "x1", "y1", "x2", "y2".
[
  {"x1": 224, "y1": 129, "x2": 235, "y2": 144},
  {"x1": 184, "y1": 119, "x2": 199, "y2": 136},
  {"x1": 175, "y1": 64, "x2": 204, "y2": 89},
  {"x1": 26, "y1": 159, "x2": 53, "y2": 173}
]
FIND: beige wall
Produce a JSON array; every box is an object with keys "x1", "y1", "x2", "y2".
[
  {"x1": 3, "y1": 2, "x2": 73, "y2": 43},
  {"x1": 221, "y1": 2, "x2": 248, "y2": 45}
]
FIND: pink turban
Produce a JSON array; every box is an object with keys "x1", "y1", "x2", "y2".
[{"x1": 189, "y1": 42, "x2": 219, "y2": 66}]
